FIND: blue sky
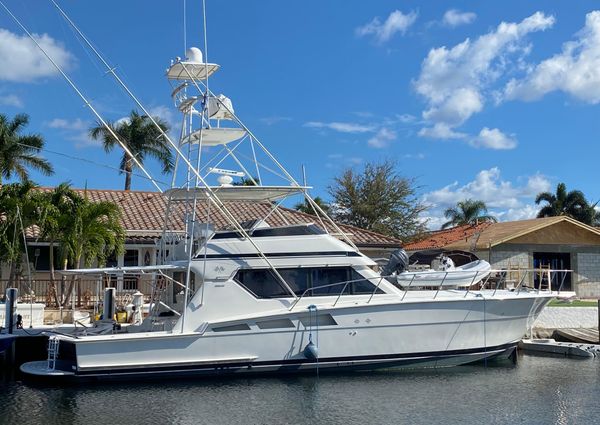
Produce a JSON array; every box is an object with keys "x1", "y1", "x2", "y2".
[{"x1": 1, "y1": 1, "x2": 599, "y2": 228}]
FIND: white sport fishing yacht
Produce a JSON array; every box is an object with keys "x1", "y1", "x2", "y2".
[{"x1": 18, "y1": 3, "x2": 561, "y2": 381}]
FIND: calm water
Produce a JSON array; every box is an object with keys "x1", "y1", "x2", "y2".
[{"x1": 1, "y1": 355, "x2": 599, "y2": 425}]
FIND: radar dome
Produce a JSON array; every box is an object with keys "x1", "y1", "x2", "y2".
[{"x1": 186, "y1": 47, "x2": 203, "y2": 63}]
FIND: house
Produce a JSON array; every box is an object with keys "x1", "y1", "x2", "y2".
[
  {"x1": 1, "y1": 188, "x2": 402, "y2": 302},
  {"x1": 404, "y1": 216, "x2": 600, "y2": 297}
]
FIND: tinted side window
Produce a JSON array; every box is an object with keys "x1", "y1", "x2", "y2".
[
  {"x1": 312, "y1": 268, "x2": 351, "y2": 295},
  {"x1": 235, "y1": 269, "x2": 290, "y2": 298},
  {"x1": 350, "y1": 269, "x2": 384, "y2": 294},
  {"x1": 278, "y1": 268, "x2": 311, "y2": 295},
  {"x1": 234, "y1": 267, "x2": 384, "y2": 298}
]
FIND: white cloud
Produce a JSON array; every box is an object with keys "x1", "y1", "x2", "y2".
[
  {"x1": 403, "y1": 153, "x2": 426, "y2": 160},
  {"x1": 47, "y1": 117, "x2": 97, "y2": 148},
  {"x1": 0, "y1": 94, "x2": 23, "y2": 107},
  {"x1": 0, "y1": 28, "x2": 75, "y2": 82},
  {"x1": 415, "y1": 12, "x2": 555, "y2": 138},
  {"x1": 147, "y1": 105, "x2": 176, "y2": 127},
  {"x1": 367, "y1": 128, "x2": 396, "y2": 148},
  {"x1": 422, "y1": 87, "x2": 483, "y2": 127},
  {"x1": 418, "y1": 123, "x2": 466, "y2": 139},
  {"x1": 505, "y1": 11, "x2": 600, "y2": 103},
  {"x1": 497, "y1": 204, "x2": 540, "y2": 221},
  {"x1": 442, "y1": 9, "x2": 477, "y2": 28},
  {"x1": 304, "y1": 121, "x2": 375, "y2": 133},
  {"x1": 325, "y1": 153, "x2": 363, "y2": 168},
  {"x1": 356, "y1": 10, "x2": 418, "y2": 43},
  {"x1": 352, "y1": 111, "x2": 374, "y2": 118},
  {"x1": 470, "y1": 127, "x2": 517, "y2": 150},
  {"x1": 47, "y1": 118, "x2": 88, "y2": 131},
  {"x1": 398, "y1": 113, "x2": 416, "y2": 123},
  {"x1": 423, "y1": 167, "x2": 551, "y2": 210},
  {"x1": 260, "y1": 116, "x2": 292, "y2": 125}
]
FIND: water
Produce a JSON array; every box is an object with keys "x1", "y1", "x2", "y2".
[{"x1": 1, "y1": 355, "x2": 599, "y2": 425}]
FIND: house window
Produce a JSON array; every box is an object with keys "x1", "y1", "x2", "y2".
[
  {"x1": 123, "y1": 250, "x2": 139, "y2": 291},
  {"x1": 27, "y1": 246, "x2": 59, "y2": 272},
  {"x1": 234, "y1": 266, "x2": 384, "y2": 298}
]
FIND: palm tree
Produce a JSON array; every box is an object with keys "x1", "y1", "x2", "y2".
[
  {"x1": 0, "y1": 113, "x2": 54, "y2": 184},
  {"x1": 37, "y1": 183, "x2": 81, "y2": 306},
  {"x1": 89, "y1": 110, "x2": 173, "y2": 190},
  {"x1": 59, "y1": 193, "x2": 125, "y2": 306},
  {"x1": 441, "y1": 199, "x2": 497, "y2": 229},
  {"x1": 294, "y1": 196, "x2": 330, "y2": 216},
  {"x1": 535, "y1": 183, "x2": 598, "y2": 225},
  {"x1": 0, "y1": 182, "x2": 42, "y2": 285},
  {"x1": 233, "y1": 176, "x2": 259, "y2": 186}
]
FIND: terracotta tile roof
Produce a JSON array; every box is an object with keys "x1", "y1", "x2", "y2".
[
  {"x1": 29, "y1": 187, "x2": 402, "y2": 248},
  {"x1": 406, "y1": 216, "x2": 600, "y2": 252},
  {"x1": 404, "y1": 222, "x2": 492, "y2": 251},
  {"x1": 444, "y1": 216, "x2": 600, "y2": 250}
]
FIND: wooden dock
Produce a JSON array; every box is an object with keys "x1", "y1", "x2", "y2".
[{"x1": 555, "y1": 328, "x2": 599, "y2": 344}]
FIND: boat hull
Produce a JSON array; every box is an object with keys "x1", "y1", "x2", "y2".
[
  {"x1": 20, "y1": 343, "x2": 516, "y2": 382},
  {"x1": 20, "y1": 292, "x2": 549, "y2": 381}
]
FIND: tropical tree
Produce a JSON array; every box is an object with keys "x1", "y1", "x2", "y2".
[
  {"x1": 89, "y1": 110, "x2": 173, "y2": 190},
  {"x1": 441, "y1": 199, "x2": 497, "y2": 229},
  {"x1": 294, "y1": 196, "x2": 330, "y2": 216},
  {"x1": 59, "y1": 193, "x2": 125, "y2": 306},
  {"x1": 535, "y1": 183, "x2": 600, "y2": 225},
  {"x1": 233, "y1": 176, "x2": 259, "y2": 186},
  {"x1": 36, "y1": 183, "x2": 81, "y2": 306},
  {"x1": 0, "y1": 113, "x2": 54, "y2": 184},
  {"x1": 328, "y1": 160, "x2": 428, "y2": 241},
  {"x1": 0, "y1": 182, "x2": 42, "y2": 285}
]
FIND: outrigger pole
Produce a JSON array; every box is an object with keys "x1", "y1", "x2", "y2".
[
  {"x1": 0, "y1": 0, "x2": 164, "y2": 193},
  {"x1": 48, "y1": 0, "x2": 302, "y2": 301}
]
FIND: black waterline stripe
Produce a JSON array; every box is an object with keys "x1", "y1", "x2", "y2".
[{"x1": 74, "y1": 342, "x2": 516, "y2": 375}]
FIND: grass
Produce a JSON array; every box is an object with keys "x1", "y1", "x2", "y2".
[{"x1": 548, "y1": 299, "x2": 599, "y2": 307}]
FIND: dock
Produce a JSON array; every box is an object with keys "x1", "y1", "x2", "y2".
[
  {"x1": 554, "y1": 328, "x2": 599, "y2": 344},
  {"x1": 519, "y1": 338, "x2": 600, "y2": 358}
]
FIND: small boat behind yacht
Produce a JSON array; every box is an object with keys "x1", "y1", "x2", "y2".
[
  {"x1": 381, "y1": 249, "x2": 492, "y2": 288},
  {"x1": 395, "y1": 259, "x2": 492, "y2": 288}
]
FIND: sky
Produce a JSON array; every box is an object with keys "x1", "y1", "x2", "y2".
[{"x1": 0, "y1": 1, "x2": 599, "y2": 229}]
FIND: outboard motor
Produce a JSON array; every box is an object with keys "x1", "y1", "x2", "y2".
[{"x1": 381, "y1": 248, "x2": 410, "y2": 277}]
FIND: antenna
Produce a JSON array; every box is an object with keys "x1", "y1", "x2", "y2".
[
  {"x1": 183, "y1": 0, "x2": 187, "y2": 51},
  {"x1": 302, "y1": 164, "x2": 307, "y2": 187}
]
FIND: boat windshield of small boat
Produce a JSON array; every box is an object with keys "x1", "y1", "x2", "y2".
[{"x1": 395, "y1": 259, "x2": 492, "y2": 288}]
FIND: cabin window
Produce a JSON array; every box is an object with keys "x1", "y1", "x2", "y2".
[
  {"x1": 235, "y1": 269, "x2": 291, "y2": 298},
  {"x1": 234, "y1": 266, "x2": 384, "y2": 298}
]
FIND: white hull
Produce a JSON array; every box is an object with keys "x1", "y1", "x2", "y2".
[{"x1": 22, "y1": 291, "x2": 550, "y2": 380}]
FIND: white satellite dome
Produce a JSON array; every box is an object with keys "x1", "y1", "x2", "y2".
[
  {"x1": 217, "y1": 175, "x2": 234, "y2": 186},
  {"x1": 186, "y1": 47, "x2": 203, "y2": 63}
]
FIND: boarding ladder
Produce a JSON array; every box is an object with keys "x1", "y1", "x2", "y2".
[{"x1": 47, "y1": 336, "x2": 60, "y2": 371}]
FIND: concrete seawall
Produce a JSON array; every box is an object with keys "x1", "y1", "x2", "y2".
[{"x1": 533, "y1": 306, "x2": 598, "y2": 329}]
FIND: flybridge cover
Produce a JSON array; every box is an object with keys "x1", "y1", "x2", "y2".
[
  {"x1": 164, "y1": 186, "x2": 311, "y2": 202},
  {"x1": 167, "y1": 61, "x2": 220, "y2": 80}
]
